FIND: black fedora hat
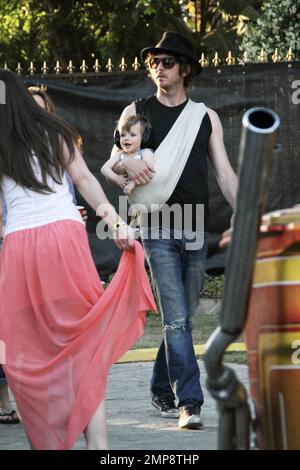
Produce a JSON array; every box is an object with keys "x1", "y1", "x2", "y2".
[{"x1": 141, "y1": 31, "x2": 201, "y2": 76}]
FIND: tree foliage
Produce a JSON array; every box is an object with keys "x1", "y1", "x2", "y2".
[
  {"x1": 240, "y1": 0, "x2": 300, "y2": 60},
  {"x1": 186, "y1": 0, "x2": 262, "y2": 56},
  {"x1": 0, "y1": 0, "x2": 273, "y2": 69},
  {"x1": 0, "y1": 0, "x2": 192, "y2": 68}
]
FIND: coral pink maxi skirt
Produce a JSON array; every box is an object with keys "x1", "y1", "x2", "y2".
[{"x1": 0, "y1": 220, "x2": 156, "y2": 450}]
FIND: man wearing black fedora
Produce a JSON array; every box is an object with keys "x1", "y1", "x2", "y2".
[{"x1": 111, "y1": 31, "x2": 237, "y2": 430}]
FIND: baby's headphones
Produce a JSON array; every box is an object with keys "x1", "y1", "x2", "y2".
[{"x1": 114, "y1": 115, "x2": 152, "y2": 149}]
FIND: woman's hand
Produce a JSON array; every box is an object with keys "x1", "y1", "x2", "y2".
[
  {"x1": 76, "y1": 206, "x2": 88, "y2": 224},
  {"x1": 81, "y1": 209, "x2": 88, "y2": 224},
  {"x1": 112, "y1": 224, "x2": 136, "y2": 252}
]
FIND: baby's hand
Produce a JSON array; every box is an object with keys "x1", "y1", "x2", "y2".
[
  {"x1": 123, "y1": 187, "x2": 132, "y2": 196},
  {"x1": 115, "y1": 175, "x2": 128, "y2": 189},
  {"x1": 123, "y1": 181, "x2": 136, "y2": 196}
]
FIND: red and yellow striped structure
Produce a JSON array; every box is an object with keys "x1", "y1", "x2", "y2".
[{"x1": 245, "y1": 207, "x2": 300, "y2": 449}]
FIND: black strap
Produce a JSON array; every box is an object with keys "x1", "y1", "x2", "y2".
[{"x1": 134, "y1": 98, "x2": 147, "y2": 116}]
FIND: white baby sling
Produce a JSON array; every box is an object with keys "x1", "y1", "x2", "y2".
[{"x1": 128, "y1": 99, "x2": 207, "y2": 213}]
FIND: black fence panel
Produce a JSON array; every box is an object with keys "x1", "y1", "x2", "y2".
[{"x1": 26, "y1": 63, "x2": 300, "y2": 275}]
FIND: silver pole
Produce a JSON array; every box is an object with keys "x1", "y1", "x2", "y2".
[{"x1": 205, "y1": 107, "x2": 280, "y2": 449}]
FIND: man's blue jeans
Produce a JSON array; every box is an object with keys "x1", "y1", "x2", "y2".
[{"x1": 143, "y1": 232, "x2": 208, "y2": 408}]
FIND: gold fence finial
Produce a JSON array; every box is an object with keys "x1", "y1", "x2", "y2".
[
  {"x1": 80, "y1": 59, "x2": 88, "y2": 73},
  {"x1": 225, "y1": 51, "x2": 235, "y2": 65},
  {"x1": 200, "y1": 53, "x2": 208, "y2": 67},
  {"x1": 16, "y1": 62, "x2": 23, "y2": 75},
  {"x1": 132, "y1": 57, "x2": 140, "y2": 71},
  {"x1": 106, "y1": 58, "x2": 114, "y2": 72},
  {"x1": 93, "y1": 59, "x2": 101, "y2": 72},
  {"x1": 67, "y1": 60, "x2": 75, "y2": 74},
  {"x1": 119, "y1": 58, "x2": 127, "y2": 72},
  {"x1": 242, "y1": 51, "x2": 249, "y2": 64},
  {"x1": 272, "y1": 48, "x2": 280, "y2": 63},
  {"x1": 54, "y1": 60, "x2": 62, "y2": 74},
  {"x1": 286, "y1": 47, "x2": 294, "y2": 62},
  {"x1": 28, "y1": 61, "x2": 36, "y2": 75},
  {"x1": 258, "y1": 48, "x2": 267, "y2": 62},
  {"x1": 41, "y1": 61, "x2": 48, "y2": 75},
  {"x1": 212, "y1": 52, "x2": 221, "y2": 66}
]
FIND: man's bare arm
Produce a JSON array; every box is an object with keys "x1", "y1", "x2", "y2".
[{"x1": 207, "y1": 108, "x2": 237, "y2": 220}]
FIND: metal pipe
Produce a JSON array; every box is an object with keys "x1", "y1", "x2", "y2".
[
  {"x1": 221, "y1": 108, "x2": 280, "y2": 333},
  {"x1": 204, "y1": 107, "x2": 280, "y2": 450}
]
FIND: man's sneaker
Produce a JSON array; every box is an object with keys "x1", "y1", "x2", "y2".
[
  {"x1": 178, "y1": 405, "x2": 203, "y2": 429},
  {"x1": 151, "y1": 396, "x2": 180, "y2": 418}
]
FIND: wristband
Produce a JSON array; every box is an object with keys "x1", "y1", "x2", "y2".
[{"x1": 112, "y1": 219, "x2": 127, "y2": 232}]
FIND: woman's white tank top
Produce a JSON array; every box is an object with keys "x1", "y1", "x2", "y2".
[{"x1": 2, "y1": 156, "x2": 83, "y2": 237}]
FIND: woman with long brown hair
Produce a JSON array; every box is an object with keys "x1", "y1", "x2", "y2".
[{"x1": 0, "y1": 70, "x2": 156, "y2": 450}]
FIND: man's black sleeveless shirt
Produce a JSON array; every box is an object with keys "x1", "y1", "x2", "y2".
[{"x1": 137, "y1": 95, "x2": 212, "y2": 231}]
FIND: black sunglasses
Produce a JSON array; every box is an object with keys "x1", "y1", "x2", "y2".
[{"x1": 148, "y1": 56, "x2": 180, "y2": 70}]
